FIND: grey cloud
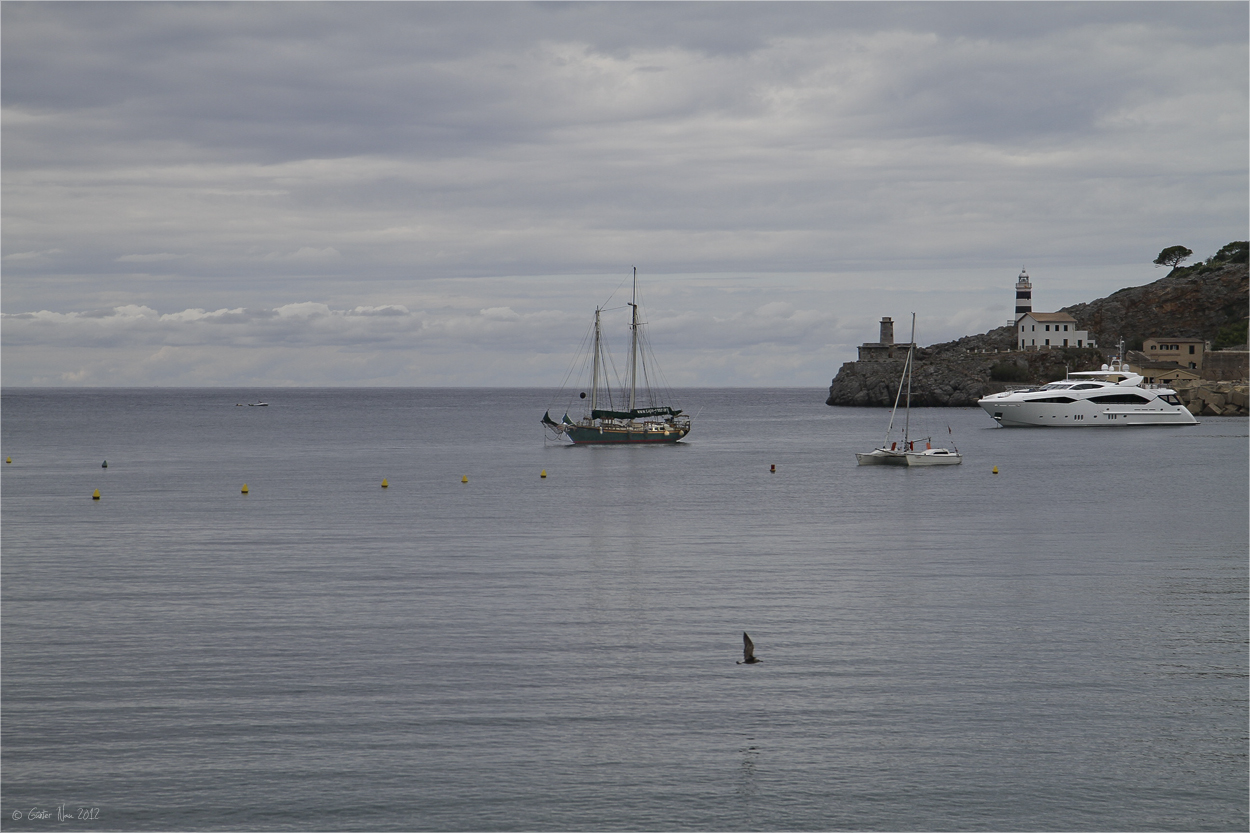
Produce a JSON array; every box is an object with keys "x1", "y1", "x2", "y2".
[
  {"x1": 6, "y1": 3, "x2": 1242, "y2": 165},
  {"x1": 1, "y1": 2, "x2": 1245, "y2": 386}
]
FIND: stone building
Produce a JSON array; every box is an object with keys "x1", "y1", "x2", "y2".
[
  {"x1": 1127, "y1": 353, "x2": 1201, "y2": 386},
  {"x1": 857, "y1": 317, "x2": 915, "y2": 361},
  {"x1": 1142, "y1": 337, "x2": 1206, "y2": 371},
  {"x1": 1016, "y1": 312, "x2": 1095, "y2": 349}
]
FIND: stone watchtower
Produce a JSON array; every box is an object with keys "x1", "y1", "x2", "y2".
[
  {"x1": 857, "y1": 316, "x2": 912, "y2": 361},
  {"x1": 1015, "y1": 269, "x2": 1032, "y2": 320}
]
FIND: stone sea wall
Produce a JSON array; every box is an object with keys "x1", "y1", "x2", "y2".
[
  {"x1": 1170, "y1": 380, "x2": 1249, "y2": 417},
  {"x1": 826, "y1": 344, "x2": 1103, "y2": 407}
]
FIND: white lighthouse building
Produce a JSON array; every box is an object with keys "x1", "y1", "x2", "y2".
[{"x1": 1010, "y1": 268, "x2": 1096, "y2": 349}]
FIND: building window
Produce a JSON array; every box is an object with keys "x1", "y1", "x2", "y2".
[
  {"x1": 1189, "y1": 345, "x2": 1195, "y2": 354},
  {"x1": 1045, "y1": 339, "x2": 1050, "y2": 345},
  {"x1": 1064, "y1": 339, "x2": 1069, "y2": 346},
  {"x1": 1064, "y1": 324, "x2": 1069, "y2": 331},
  {"x1": 1077, "y1": 340, "x2": 1083, "y2": 347},
  {"x1": 1045, "y1": 325, "x2": 1050, "y2": 331}
]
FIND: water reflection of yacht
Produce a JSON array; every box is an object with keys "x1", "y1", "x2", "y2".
[{"x1": 977, "y1": 362, "x2": 1197, "y2": 427}]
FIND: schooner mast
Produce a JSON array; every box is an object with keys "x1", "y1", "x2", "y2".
[
  {"x1": 590, "y1": 307, "x2": 601, "y2": 413},
  {"x1": 628, "y1": 267, "x2": 639, "y2": 412}
]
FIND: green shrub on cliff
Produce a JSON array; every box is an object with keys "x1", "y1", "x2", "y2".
[
  {"x1": 1213, "y1": 319, "x2": 1248, "y2": 351},
  {"x1": 1154, "y1": 245, "x2": 1193, "y2": 269},
  {"x1": 1213, "y1": 241, "x2": 1248, "y2": 264},
  {"x1": 990, "y1": 362, "x2": 1030, "y2": 382}
]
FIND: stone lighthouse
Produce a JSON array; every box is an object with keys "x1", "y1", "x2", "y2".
[
  {"x1": 856, "y1": 316, "x2": 913, "y2": 361},
  {"x1": 1014, "y1": 268, "x2": 1032, "y2": 320}
]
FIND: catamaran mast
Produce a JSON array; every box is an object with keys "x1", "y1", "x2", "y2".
[
  {"x1": 628, "y1": 267, "x2": 639, "y2": 412},
  {"x1": 903, "y1": 312, "x2": 916, "y2": 443}
]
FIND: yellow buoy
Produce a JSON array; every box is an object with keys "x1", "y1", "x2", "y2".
[
  {"x1": 992, "y1": 466, "x2": 999, "y2": 475},
  {"x1": 381, "y1": 478, "x2": 389, "y2": 488},
  {"x1": 540, "y1": 469, "x2": 547, "y2": 478},
  {"x1": 241, "y1": 483, "x2": 249, "y2": 494},
  {"x1": 5, "y1": 456, "x2": 10, "y2": 464},
  {"x1": 92, "y1": 489, "x2": 100, "y2": 500},
  {"x1": 462, "y1": 475, "x2": 468, "y2": 483}
]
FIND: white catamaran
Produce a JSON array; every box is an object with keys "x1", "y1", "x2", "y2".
[
  {"x1": 856, "y1": 313, "x2": 962, "y2": 467},
  {"x1": 542, "y1": 269, "x2": 691, "y2": 445}
]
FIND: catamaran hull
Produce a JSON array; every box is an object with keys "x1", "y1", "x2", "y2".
[
  {"x1": 904, "y1": 448, "x2": 962, "y2": 465},
  {"x1": 855, "y1": 448, "x2": 908, "y2": 466},
  {"x1": 562, "y1": 425, "x2": 690, "y2": 444},
  {"x1": 857, "y1": 446, "x2": 962, "y2": 465}
]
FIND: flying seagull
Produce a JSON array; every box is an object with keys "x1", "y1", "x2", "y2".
[{"x1": 737, "y1": 632, "x2": 761, "y2": 664}]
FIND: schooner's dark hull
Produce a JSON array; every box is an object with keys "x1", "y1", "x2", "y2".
[{"x1": 562, "y1": 424, "x2": 690, "y2": 444}]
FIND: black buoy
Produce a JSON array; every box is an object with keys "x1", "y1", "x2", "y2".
[
  {"x1": 102, "y1": 460, "x2": 108, "y2": 468},
  {"x1": 580, "y1": 392, "x2": 586, "y2": 399}
]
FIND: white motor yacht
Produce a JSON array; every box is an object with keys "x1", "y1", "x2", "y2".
[{"x1": 977, "y1": 362, "x2": 1197, "y2": 427}]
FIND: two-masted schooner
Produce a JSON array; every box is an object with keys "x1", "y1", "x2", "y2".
[{"x1": 542, "y1": 269, "x2": 691, "y2": 444}]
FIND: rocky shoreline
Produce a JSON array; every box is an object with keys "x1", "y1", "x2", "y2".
[{"x1": 827, "y1": 248, "x2": 1247, "y2": 410}]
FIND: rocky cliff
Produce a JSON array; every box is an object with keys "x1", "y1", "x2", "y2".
[
  {"x1": 827, "y1": 242, "x2": 1248, "y2": 407},
  {"x1": 1063, "y1": 241, "x2": 1248, "y2": 349},
  {"x1": 825, "y1": 343, "x2": 1102, "y2": 407}
]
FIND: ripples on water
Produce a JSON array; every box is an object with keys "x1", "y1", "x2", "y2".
[{"x1": 2, "y1": 389, "x2": 1246, "y2": 831}]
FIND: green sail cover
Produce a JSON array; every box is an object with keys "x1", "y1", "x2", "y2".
[{"x1": 591, "y1": 406, "x2": 682, "y2": 420}]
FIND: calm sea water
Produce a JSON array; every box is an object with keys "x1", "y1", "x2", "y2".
[{"x1": 2, "y1": 388, "x2": 1246, "y2": 832}]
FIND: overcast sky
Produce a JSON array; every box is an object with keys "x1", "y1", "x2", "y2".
[{"x1": 3, "y1": 2, "x2": 1246, "y2": 387}]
